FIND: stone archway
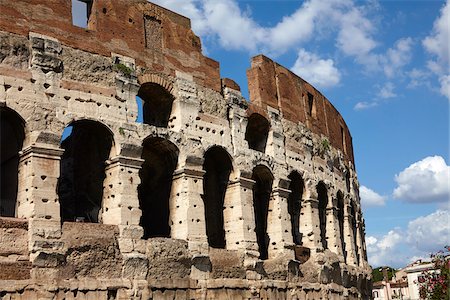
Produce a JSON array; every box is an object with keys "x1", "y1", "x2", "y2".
[
  {"x1": 0, "y1": 107, "x2": 25, "y2": 217},
  {"x1": 58, "y1": 120, "x2": 114, "y2": 223}
]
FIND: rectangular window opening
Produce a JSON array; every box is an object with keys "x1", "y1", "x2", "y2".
[
  {"x1": 307, "y1": 92, "x2": 315, "y2": 117},
  {"x1": 72, "y1": 0, "x2": 93, "y2": 28}
]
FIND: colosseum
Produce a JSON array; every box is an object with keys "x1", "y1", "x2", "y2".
[{"x1": 0, "y1": 0, "x2": 372, "y2": 299}]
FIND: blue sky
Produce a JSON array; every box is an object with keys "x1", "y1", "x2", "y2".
[{"x1": 73, "y1": 0, "x2": 449, "y2": 268}]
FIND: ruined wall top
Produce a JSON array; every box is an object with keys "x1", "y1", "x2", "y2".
[
  {"x1": 0, "y1": 0, "x2": 221, "y2": 91},
  {"x1": 247, "y1": 55, "x2": 354, "y2": 163}
]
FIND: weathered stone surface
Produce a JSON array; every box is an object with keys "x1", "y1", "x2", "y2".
[{"x1": 0, "y1": 0, "x2": 371, "y2": 298}]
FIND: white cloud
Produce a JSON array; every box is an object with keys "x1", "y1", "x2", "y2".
[
  {"x1": 291, "y1": 49, "x2": 341, "y2": 88},
  {"x1": 366, "y1": 210, "x2": 450, "y2": 267},
  {"x1": 354, "y1": 101, "x2": 378, "y2": 111},
  {"x1": 383, "y1": 38, "x2": 414, "y2": 78},
  {"x1": 406, "y1": 210, "x2": 450, "y2": 253},
  {"x1": 439, "y1": 74, "x2": 450, "y2": 99},
  {"x1": 360, "y1": 185, "x2": 386, "y2": 208},
  {"x1": 378, "y1": 82, "x2": 396, "y2": 99},
  {"x1": 422, "y1": 0, "x2": 450, "y2": 100},
  {"x1": 336, "y1": 6, "x2": 377, "y2": 62},
  {"x1": 393, "y1": 156, "x2": 450, "y2": 203},
  {"x1": 423, "y1": 0, "x2": 450, "y2": 73},
  {"x1": 366, "y1": 230, "x2": 405, "y2": 267}
]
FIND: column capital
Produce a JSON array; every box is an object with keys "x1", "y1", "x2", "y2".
[
  {"x1": 173, "y1": 167, "x2": 205, "y2": 179},
  {"x1": 20, "y1": 144, "x2": 64, "y2": 159},
  {"x1": 106, "y1": 155, "x2": 144, "y2": 169}
]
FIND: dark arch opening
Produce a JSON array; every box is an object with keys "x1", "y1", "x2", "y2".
[
  {"x1": 203, "y1": 146, "x2": 233, "y2": 249},
  {"x1": 252, "y1": 165, "x2": 273, "y2": 260},
  {"x1": 337, "y1": 191, "x2": 346, "y2": 262},
  {"x1": 345, "y1": 168, "x2": 351, "y2": 193},
  {"x1": 58, "y1": 120, "x2": 113, "y2": 223},
  {"x1": 138, "y1": 83, "x2": 174, "y2": 127},
  {"x1": 350, "y1": 201, "x2": 359, "y2": 265},
  {"x1": 138, "y1": 137, "x2": 178, "y2": 239},
  {"x1": 245, "y1": 113, "x2": 269, "y2": 152},
  {"x1": 288, "y1": 171, "x2": 304, "y2": 245},
  {"x1": 317, "y1": 182, "x2": 328, "y2": 249},
  {"x1": 0, "y1": 107, "x2": 25, "y2": 217}
]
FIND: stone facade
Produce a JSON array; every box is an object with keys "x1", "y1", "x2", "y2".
[{"x1": 0, "y1": 0, "x2": 371, "y2": 299}]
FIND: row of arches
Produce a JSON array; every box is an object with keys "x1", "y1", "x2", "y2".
[
  {"x1": 137, "y1": 82, "x2": 271, "y2": 153},
  {"x1": 0, "y1": 106, "x2": 363, "y2": 263}
]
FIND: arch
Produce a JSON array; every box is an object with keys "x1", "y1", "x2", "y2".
[
  {"x1": 0, "y1": 107, "x2": 25, "y2": 217},
  {"x1": 138, "y1": 136, "x2": 179, "y2": 239},
  {"x1": 287, "y1": 171, "x2": 304, "y2": 245},
  {"x1": 252, "y1": 165, "x2": 273, "y2": 259},
  {"x1": 317, "y1": 181, "x2": 328, "y2": 249},
  {"x1": 350, "y1": 200, "x2": 359, "y2": 265},
  {"x1": 337, "y1": 191, "x2": 346, "y2": 262},
  {"x1": 202, "y1": 146, "x2": 233, "y2": 248},
  {"x1": 58, "y1": 120, "x2": 114, "y2": 223},
  {"x1": 137, "y1": 82, "x2": 174, "y2": 127},
  {"x1": 245, "y1": 113, "x2": 270, "y2": 152}
]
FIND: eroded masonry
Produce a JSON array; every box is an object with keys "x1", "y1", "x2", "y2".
[{"x1": 0, "y1": 0, "x2": 372, "y2": 299}]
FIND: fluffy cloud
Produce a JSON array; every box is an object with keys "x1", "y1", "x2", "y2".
[
  {"x1": 393, "y1": 156, "x2": 450, "y2": 203},
  {"x1": 354, "y1": 101, "x2": 378, "y2": 111},
  {"x1": 150, "y1": 0, "x2": 377, "y2": 68},
  {"x1": 406, "y1": 210, "x2": 450, "y2": 253},
  {"x1": 366, "y1": 230, "x2": 404, "y2": 267},
  {"x1": 360, "y1": 185, "x2": 386, "y2": 208},
  {"x1": 422, "y1": 0, "x2": 450, "y2": 100},
  {"x1": 291, "y1": 49, "x2": 341, "y2": 88},
  {"x1": 382, "y1": 38, "x2": 414, "y2": 78},
  {"x1": 366, "y1": 209, "x2": 450, "y2": 267},
  {"x1": 378, "y1": 82, "x2": 396, "y2": 99}
]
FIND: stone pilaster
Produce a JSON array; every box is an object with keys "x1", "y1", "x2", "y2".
[
  {"x1": 326, "y1": 194, "x2": 344, "y2": 257},
  {"x1": 170, "y1": 168, "x2": 208, "y2": 253},
  {"x1": 223, "y1": 177, "x2": 259, "y2": 259},
  {"x1": 17, "y1": 144, "x2": 63, "y2": 221},
  {"x1": 102, "y1": 155, "x2": 143, "y2": 226},
  {"x1": 343, "y1": 201, "x2": 358, "y2": 266},
  {"x1": 300, "y1": 179, "x2": 321, "y2": 251},
  {"x1": 17, "y1": 143, "x2": 64, "y2": 279},
  {"x1": 266, "y1": 180, "x2": 294, "y2": 259}
]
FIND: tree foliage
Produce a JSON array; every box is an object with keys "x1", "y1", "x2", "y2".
[{"x1": 417, "y1": 248, "x2": 449, "y2": 300}]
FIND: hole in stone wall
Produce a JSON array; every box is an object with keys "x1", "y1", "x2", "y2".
[
  {"x1": 252, "y1": 165, "x2": 273, "y2": 260},
  {"x1": 345, "y1": 168, "x2": 351, "y2": 193},
  {"x1": 203, "y1": 146, "x2": 232, "y2": 249},
  {"x1": 245, "y1": 113, "x2": 269, "y2": 152},
  {"x1": 138, "y1": 137, "x2": 178, "y2": 239},
  {"x1": 337, "y1": 191, "x2": 346, "y2": 263},
  {"x1": 0, "y1": 107, "x2": 25, "y2": 217},
  {"x1": 71, "y1": 0, "x2": 93, "y2": 28},
  {"x1": 137, "y1": 83, "x2": 174, "y2": 127},
  {"x1": 58, "y1": 120, "x2": 113, "y2": 223},
  {"x1": 317, "y1": 181, "x2": 328, "y2": 249},
  {"x1": 288, "y1": 171, "x2": 304, "y2": 245},
  {"x1": 307, "y1": 92, "x2": 315, "y2": 118}
]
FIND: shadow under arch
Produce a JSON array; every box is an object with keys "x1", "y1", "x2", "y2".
[
  {"x1": 337, "y1": 190, "x2": 346, "y2": 262},
  {"x1": 252, "y1": 164, "x2": 274, "y2": 260},
  {"x1": 58, "y1": 119, "x2": 114, "y2": 223},
  {"x1": 317, "y1": 181, "x2": 328, "y2": 249},
  {"x1": 202, "y1": 145, "x2": 233, "y2": 249},
  {"x1": 287, "y1": 171, "x2": 304, "y2": 245},
  {"x1": 138, "y1": 136, "x2": 179, "y2": 239},
  {"x1": 0, "y1": 106, "x2": 25, "y2": 217}
]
